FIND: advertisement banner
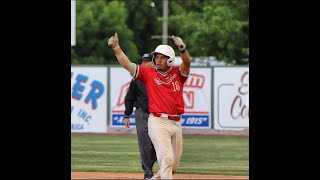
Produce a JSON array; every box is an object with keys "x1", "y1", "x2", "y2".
[
  {"x1": 110, "y1": 67, "x2": 133, "y2": 127},
  {"x1": 213, "y1": 67, "x2": 249, "y2": 130},
  {"x1": 71, "y1": 67, "x2": 107, "y2": 132},
  {"x1": 110, "y1": 67, "x2": 211, "y2": 129},
  {"x1": 181, "y1": 68, "x2": 211, "y2": 128}
]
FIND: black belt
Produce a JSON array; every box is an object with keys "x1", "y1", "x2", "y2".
[{"x1": 136, "y1": 107, "x2": 149, "y2": 113}]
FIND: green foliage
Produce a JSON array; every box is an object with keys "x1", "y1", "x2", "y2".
[
  {"x1": 123, "y1": 0, "x2": 163, "y2": 55},
  {"x1": 168, "y1": 0, "x2": 248, "y2": 64},
  {"x1": 72, "y1": 1, "x2": 139, "y2": 64},
  {"x1": 71, "y1": 0, "x2": 249, "y2": 65}
]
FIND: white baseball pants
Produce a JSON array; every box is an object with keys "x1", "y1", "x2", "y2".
[{"x1": 148, "y1": 114, "x2": 183, "y2": 179}]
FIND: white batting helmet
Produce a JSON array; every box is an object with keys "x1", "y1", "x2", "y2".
[{"x1": 151, "y1": 45, "x2": 175, "y2": 67}]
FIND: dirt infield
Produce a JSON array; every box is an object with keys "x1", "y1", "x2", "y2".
[{"x1": 71, "y1": 172, "x2": 249, "y2": 180}]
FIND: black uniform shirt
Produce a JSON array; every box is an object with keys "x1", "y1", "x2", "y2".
[{"x1": 124, "y1": 78, "x2": 149, "y2": 116}]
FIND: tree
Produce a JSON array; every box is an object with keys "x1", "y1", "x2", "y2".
[
  {"x1": 123, "y1": 0, "x2": 163, "y2": 56},
  {"x1": 71, "y1": 0, "x2": 249, "y2": 65},
  {"x1": 169, "y1": 0, "x2": 249, "y2": 64},
  {"x1": 71, "y1": 1, "x2": 139, "y2": 64}
]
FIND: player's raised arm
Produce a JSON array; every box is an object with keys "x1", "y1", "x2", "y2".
[
  {"x1": 108, "y1": 33, "x2": 136, "y2": 76},
  {"x1": 172, "y1": 35, "x2": 191, "y2": 76}
]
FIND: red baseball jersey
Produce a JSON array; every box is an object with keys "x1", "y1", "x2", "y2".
[{"x1": 134, "y1": 65, "x2": 189, "y2": 115}]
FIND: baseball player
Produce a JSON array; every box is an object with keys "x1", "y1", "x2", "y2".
[
  {"x1": 108, "y1": 33, "x2": 190, "y2": 179},
  {"x1": 124, "y1": 53, "x2": 157, "y2": 180}
]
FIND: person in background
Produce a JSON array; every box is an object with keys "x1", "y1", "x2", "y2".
[{"x1": 124, "y1": 53, "x2": 157, "y2": 180}]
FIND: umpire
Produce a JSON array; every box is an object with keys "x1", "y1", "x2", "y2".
[{"x1": 124, "y1": 53, "x2": 157, "y2": 180}]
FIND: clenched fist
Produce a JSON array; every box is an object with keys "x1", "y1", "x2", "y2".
[
  {"x1": 108, "y1": 33, "x2": 120, "y2": 51},
  {"x1": 124, "y1": 117, "x2": 130, "y2": 128},
  {"x1": 172, "y1": 35, "x2": 186, "y2": 51}
]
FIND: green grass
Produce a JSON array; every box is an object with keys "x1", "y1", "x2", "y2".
[{"x1": 71, "y1": 135, "x2": 248, "y2": 176}]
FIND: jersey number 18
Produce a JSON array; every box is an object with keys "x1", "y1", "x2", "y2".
[{"x1": 172, "y1": 81, "x2": 180, "y2": 91}]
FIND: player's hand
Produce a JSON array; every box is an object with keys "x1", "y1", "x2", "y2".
[
  {"x1": 124, "y1": 117, "x2": 130, "y2": 128},
  {"x1": 108, "y1": 33, "x2": 120, "y2": 50},
  {"x1": 172, "y1": 35, "x2": 186, "y2": 51}
]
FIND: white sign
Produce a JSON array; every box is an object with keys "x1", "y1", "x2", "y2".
[
  {"x1": 71, "y1": 67, "x2": 107, "y2": 133},
  {"x1": 213, "y1": 67, "x2": 249, "y2": 130},
  {"x1": 110, "y1": 67, "x2": 212, "y2": 129},
  {"x1": 110, "y1": 67, "x2": 133, "y2": 127},
  {"x1": 181, "y1": 68, "x2": 211, "y2": 128},
  {"x1": 71, "y1": 0, "x2": 76, "y2": 46}
]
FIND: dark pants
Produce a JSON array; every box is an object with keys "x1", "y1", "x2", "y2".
[{"x1": 135, "y1": 109, "x2": 157, "y2": 179}]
